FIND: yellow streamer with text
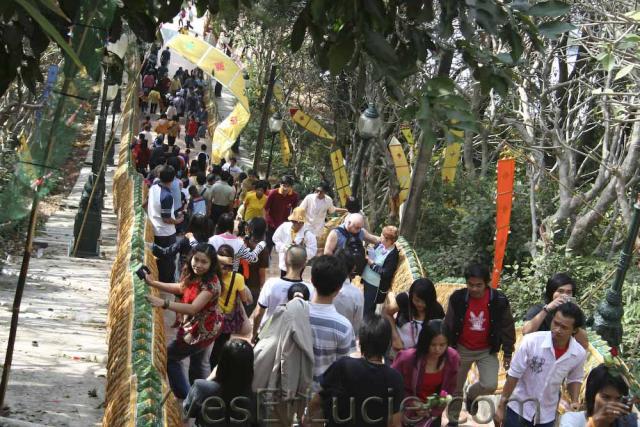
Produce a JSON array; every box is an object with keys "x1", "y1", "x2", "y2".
[
  {"x1": 388, "y1": 137, "x2": 410, "y2": 206},
  {"x1": 330, "y1": 148, "x2": 351, "y2": 206},
  {"x1": 280, "y1": 129, "x2": 291, "y2": 166},
  {"x1": 289, "y1": 108, "x2": 334, "y2": 140},
  {"x1": 167, "y1": 34, "x2": 250, "y2": 162},
  {"x1": 441, "y1": 143, "x2": 462, "y2": 184}
]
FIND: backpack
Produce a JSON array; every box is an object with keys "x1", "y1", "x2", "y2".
[{"x1": 335, "y1": 226, "x2": 367, "y2": 275}]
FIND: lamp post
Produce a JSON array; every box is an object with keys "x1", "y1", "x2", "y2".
[
  {"x1": 352, "y1": 102, "x2": 382, "y2": 197},
  {"x1": 265, "y1": 111, "x2": 283, "y2": 180},
  {"x1": 72, "y1": 50, "x2": 123, "y2": 257},
  {"x1": 594, "y1": 194, "x2": 640, "y2": 348}
]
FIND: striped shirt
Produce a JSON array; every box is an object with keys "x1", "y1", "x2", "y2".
[{"x1": 308, "y1": 303, "x2": 356, "y2": 391}]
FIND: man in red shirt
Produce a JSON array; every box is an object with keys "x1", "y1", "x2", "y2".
[
  {"x1": 264, "y1": 175, "x2": 299, "y2": 252},
  {"x1": 444, "y1": 263, "x2": 516, "y2": 426},
  {"x1": 185, "y1": 115, "x2": 198, "y2": 148}
]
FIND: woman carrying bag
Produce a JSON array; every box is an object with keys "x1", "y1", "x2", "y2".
[
  {"x1": 361, "y1": 225, "x2": 400, "y2": 317},
  {"x1": 209, "y1": 244, "x2": 253, "y2": 370}
]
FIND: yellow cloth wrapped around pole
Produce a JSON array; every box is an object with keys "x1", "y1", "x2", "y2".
[
  {"x1": 441, "y1": 143, "x2": 462, "y2": 184},
  {"x1": 388, "y1": 137, "x2": 410, "y2": 205},
  {"x1": 330, "y1": 147, "x2": 351, "y2": 207},
  {"x1": 280, "y1": 129, "x2": 291, "y2": 166}
]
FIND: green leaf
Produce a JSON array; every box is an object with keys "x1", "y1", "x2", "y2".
[
  {"x1": 622, "y1": 34, "x2": 640, "y2": 44},
  {"x1": 598, "y1": 52, "x2": 615, "y2": 72},
  {"x1": 363, "y1": 29, "x2": 398, "y2": 64},
  {"x1": 14, "y1": 0, "x2": 84, "y2": 71},
  {"x1": 614, "y1": 64, "x2": 634, "y2": 80},
  {"x1": 538, "y1": 20, "x2": 576, "y2": 39},
  {"x1": 501, "y1": 24, "x2": 523, "y2": 62},
  {"x1": 328, "y1": 36, "x2": 355, "y2": 74},
  {"x1": 290, "y1": 13, "x2": 307, "y2": 53},
  {"x1": 527, "y1": 0, "x2": 570, "y2": 17},
  {"x1": 37, "y1": 0, "x2": 70, "y2": 22}
]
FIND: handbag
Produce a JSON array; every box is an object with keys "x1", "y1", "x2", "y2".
[
  {"x1": 220, "y1": 273, "x2": 249, "y2": 334},
  {"x1": 182, "y1": 295, "x2": 225, "y2": 346}
]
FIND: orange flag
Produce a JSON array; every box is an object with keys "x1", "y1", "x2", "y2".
[{"x1": 492, "y1": 158, "x2": 515, "y2": 288}]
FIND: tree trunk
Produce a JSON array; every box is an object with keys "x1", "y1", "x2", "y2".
[
  {"x1": 566, "y1": 122, "x2": 640, "y2": 252},
  {"x1": 399, "y1": 128, "x2": 436, "y2": 237}
]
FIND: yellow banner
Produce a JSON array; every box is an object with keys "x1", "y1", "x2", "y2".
[
  {"x1": 400, "y1": 122, "x2": 415, "y2": 147},
  {"x1": 167, "y1": 34, "x2": 249, "y2": 112},
  {"x1": 280, "y1": 129, "x2": 291, "y2": 166},
  {"x1": 289, "y1": 108, "x2": 334, "y2": 140},
  {"x1": 330, "y1": 148, "x2": 351, "y2": 206},
  {"x1": 441, "y1": 143, "x2": 461, "y2": 184},
  {"x1": 211, "y1": 103, "x2": 250, "y2": 164},
  {"x1": 388, "y1": 137, "x2": 410, "y2": 205}
]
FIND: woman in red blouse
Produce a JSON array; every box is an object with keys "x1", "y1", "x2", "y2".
[
  {"x1": 145, "y1": 243, "x2": 224, "y2": 399},
  {"x1": 392, "y1": 320, "x2": 460, "y2": 427}
]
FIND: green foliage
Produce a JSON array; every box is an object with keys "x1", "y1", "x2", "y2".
[{"x1": 414, "y1": 167, "x2": 531, "y2": 283}]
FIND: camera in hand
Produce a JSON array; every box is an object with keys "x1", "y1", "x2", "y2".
[{"x1": 135, "y1": 265, "x2": 151, "y2": 280}]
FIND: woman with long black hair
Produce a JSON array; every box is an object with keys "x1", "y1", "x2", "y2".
[
  {"x1": 183, "y1": 339, "x2": 257, "y2": 426},
  {"x1": 388, "y1": 278, "x2": 445, "y2": 351}
]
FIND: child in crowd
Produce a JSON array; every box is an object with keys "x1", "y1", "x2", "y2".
[{"x1": 187, "y1": 185, "x2": 207, "y2": 217}]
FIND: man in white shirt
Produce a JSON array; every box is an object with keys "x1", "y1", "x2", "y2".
[
  {"x1": 144, "y1": 165, "x2": 184, "y2": 282},
  {"x1": 332, "y1": 248, "x2": 364, "y2": 333},
  {"x1": 271, "y1": 206, "x2": 317, "y2": 277},
  {"x1": 299, "y1": 182, "x2": 347, "y2": 243},
  {"x1": 221, "y1": 157, "x2": 243, "y2": 178},
  {"x1": 251, "y1": 245, "x2": 313, "y2": 341},
  {"x1": 494, "y1": 302, "x2": 587, "y2": 427}
]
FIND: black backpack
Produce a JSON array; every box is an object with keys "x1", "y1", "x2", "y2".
[{"x1": 336, "y1": 227, "x2": 367, "y2": 275}]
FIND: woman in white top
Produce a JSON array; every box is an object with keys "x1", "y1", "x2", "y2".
[{"x1": 560, "y1": 364, "x2": 637, "y2": 427}]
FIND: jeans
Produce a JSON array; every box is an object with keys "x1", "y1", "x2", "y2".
[
  {"x1": 154, "y1": 234, "x2": 176, "y2": 283},
  {"x1": 362, "y1": 280, "x2": 379, "y2": 318},
  {"x1": 210, "y1": 204, "x2": 229, "y2": 228},
  {"x1": 447, "y1": 344, "x2": 499, "y2": 425},
  {"x1": 167, "y1": 337, "x2": 210, "y2": 399},
  {"x1": 504, "y1": 407, "x2": 555, "y2": 427}
]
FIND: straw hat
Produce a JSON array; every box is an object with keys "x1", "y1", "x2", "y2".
[{"x1": 288, "y1": 207, "x2": 306, "y2": 223}]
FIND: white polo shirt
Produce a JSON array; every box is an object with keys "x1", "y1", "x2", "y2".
[{"x1": 507, "y1": 331, "x2": 587, "y2": 424}]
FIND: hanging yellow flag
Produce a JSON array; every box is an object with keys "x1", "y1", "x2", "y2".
[
  {"x1": 289, "y1": 108, "x2": 334, "y2": 140},
  {"x1": 211, "y1": 103, "x2": 250, "y2": 163},
  {"x1": 280, "y1": 129, "x2": 291, "y2": 166},
  {"x1": 167, "y1": 34, "x2": 249, "y2": 112},
  {"x1": 330, "y1": 148, "x2": 351, "y2": 206},
  {"x1": 388, "y1": 137, "x2": 411, "y2": 206},
  {"x1": 400, "y1": 122, "x2": 415, "y2": 147},
  {"x1": 441, "y1": 143, "x2": 462, "y2": 184}
]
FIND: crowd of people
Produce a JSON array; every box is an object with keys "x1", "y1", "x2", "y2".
[{"x1": 135, "y1": 21, "x2": 638, "y2": 427}]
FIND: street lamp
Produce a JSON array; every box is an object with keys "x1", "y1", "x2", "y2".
[
  {"x1": 357, "y1": 102, "x2": 382, "y2": 138},
  {"x1": 72, "y1": 50, "x2": 123, "y2": 257},
  {"x1": 352, "y1": 102, "x2": 382, "y2": 196},
  {"x1": 265, "y1": 111, "x2": 283, "y2": 180},
  {"x1": 594, "y1": 194, "x2": 640, "y2": 348}
]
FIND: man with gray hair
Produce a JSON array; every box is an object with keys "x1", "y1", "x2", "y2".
[
  {"x1": 251, "y1": 245, "x2": 314, "y2": 342},
  {"x1": 323, "y1": 212, "x2": 379, "y2": 275}
]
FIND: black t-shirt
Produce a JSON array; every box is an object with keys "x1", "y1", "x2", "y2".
[
  {"x1": 320, "y1": 357, "x2": 404, "y2": 427},
  {"x1": 524, "y1": 303, "x2": 553, "y2": 331}
]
